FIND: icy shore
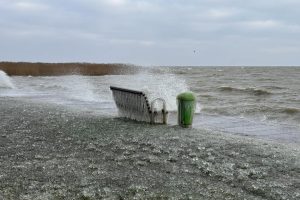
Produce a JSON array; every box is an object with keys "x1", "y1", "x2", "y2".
[{"x1": 0, "y1": 98, "x2": 299, "y2": 199}]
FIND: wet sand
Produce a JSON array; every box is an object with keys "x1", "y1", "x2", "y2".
[{"x1": 0, "y1": 98, "x2": 299, "y2": 199}]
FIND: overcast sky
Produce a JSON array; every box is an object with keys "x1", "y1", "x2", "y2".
[{"x1": 1, "y1": 0, "x2": 300, "y2": 66}]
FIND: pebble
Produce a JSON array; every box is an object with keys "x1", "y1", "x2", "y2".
[{"x1": 86, "y1": 143, "x2": 97, "y2": 151}]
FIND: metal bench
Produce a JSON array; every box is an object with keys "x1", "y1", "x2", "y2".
[{"x1": 110, "y1": 86, "x2": 168, "y2": 124}]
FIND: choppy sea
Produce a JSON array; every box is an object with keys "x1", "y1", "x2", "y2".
[{"x1": 0, "y1": 66, "x2": 299, "y2": 143}]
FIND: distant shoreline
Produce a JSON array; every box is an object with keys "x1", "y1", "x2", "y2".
[{"x1": 0, "y1": 62, "x2": 138, "y2": 76}]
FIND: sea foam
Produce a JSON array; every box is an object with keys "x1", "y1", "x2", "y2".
[{"x1": 0, "y1": 70, "x2": 15, "y2": 89}]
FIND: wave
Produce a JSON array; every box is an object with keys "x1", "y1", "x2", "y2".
[
  {"x1": 201, "y1": 105, "x2": 300, "y2": 117},
  {"x1": 0, "y1": 70, "x2": 15, "y2": 89},
  {"x1": 39, "y1": 84, "x2": 67, "y2": 90},
  {"x1": 280, "y1": 107, "x2": 300, "y2": 115},
  {"x1": 263, "y1": 86, "x2": 285, "y2": 90},
  {"x1": 257, "y1": 106, "x2": 300, "y2": 116},
  {"x1": 218, "y1": 86, "x2": 272, "y2": 96}
]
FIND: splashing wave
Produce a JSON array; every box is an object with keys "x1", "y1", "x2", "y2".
[{"x1": 0, "y1": 70, "x2": 15, "y2": 89}]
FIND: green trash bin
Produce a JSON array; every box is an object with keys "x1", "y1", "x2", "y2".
[{"x1": 177, "y1": 92, "x2": 196, "y2": 128}]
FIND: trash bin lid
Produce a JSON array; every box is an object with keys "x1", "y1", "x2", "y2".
[{"x1": 177, "y1": 92, "x2": 196, "y2": 101}]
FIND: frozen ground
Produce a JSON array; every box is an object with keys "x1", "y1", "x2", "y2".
[{"x1": 0, "y1": 98, "x2": 299, "y2": 200}]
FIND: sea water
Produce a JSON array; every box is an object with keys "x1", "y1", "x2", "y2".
[{"x1": 0, "y1": 67, "x2": 299, "y2": 143}]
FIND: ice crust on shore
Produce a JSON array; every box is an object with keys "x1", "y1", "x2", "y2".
[{"x1": 0, "y1": 98, "x2": 299, "y2": 199}]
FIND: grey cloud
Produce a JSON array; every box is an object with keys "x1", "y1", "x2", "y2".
[{"x1": 0, "y1": 0, "x2": 300, "y2": 65}]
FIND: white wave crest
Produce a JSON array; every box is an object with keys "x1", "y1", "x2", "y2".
[{"x1": 0, "y1": 70, "x2": 15, "y2": 89}]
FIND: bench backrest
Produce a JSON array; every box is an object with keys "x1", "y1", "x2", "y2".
[{"x1": 110, "y1": 86, "x2": 152, "y2": 122}]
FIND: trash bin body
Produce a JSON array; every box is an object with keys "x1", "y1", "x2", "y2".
[{"x1": 177, "y1": 92, "x2": 196, "y2": 128}]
